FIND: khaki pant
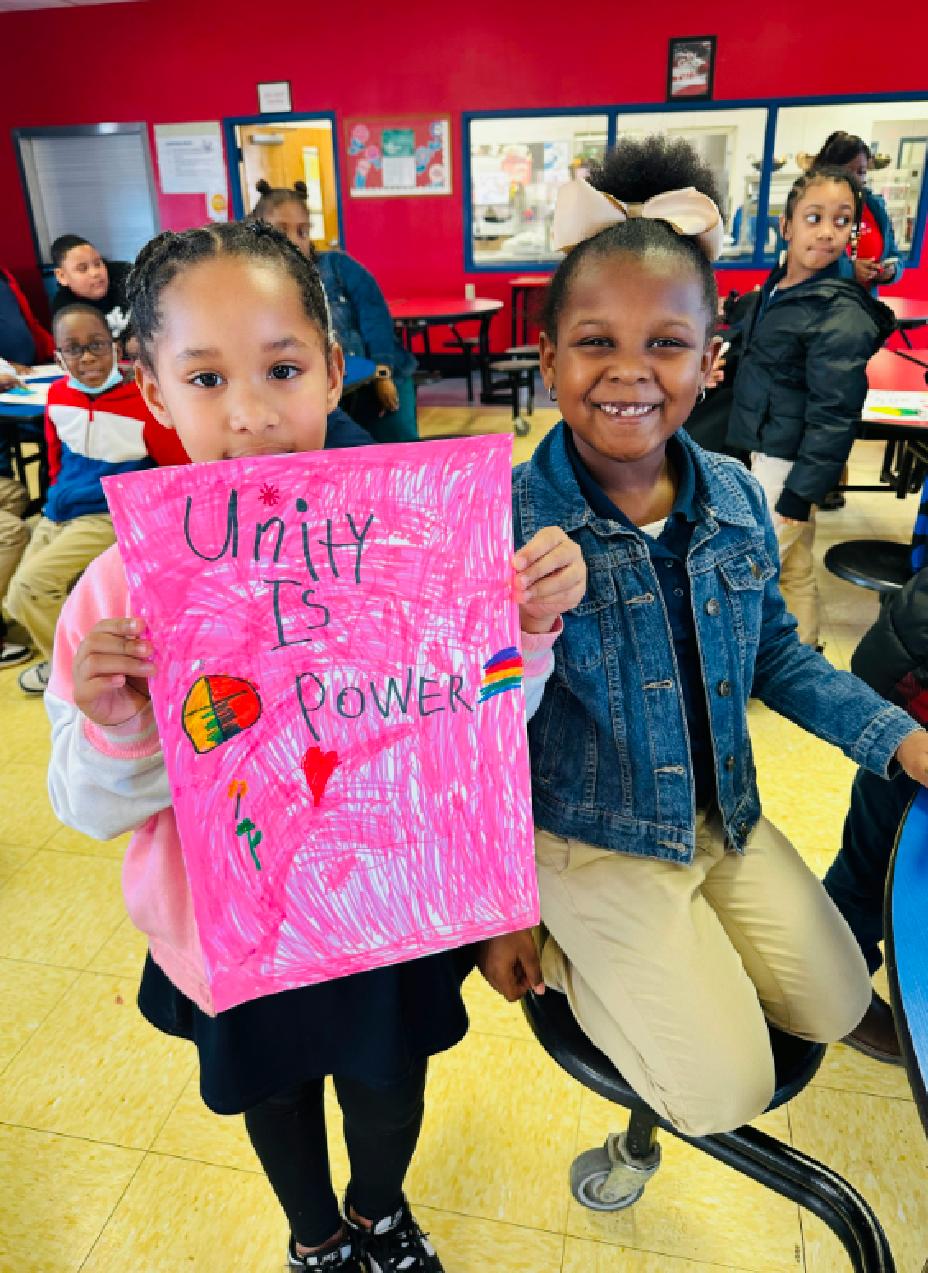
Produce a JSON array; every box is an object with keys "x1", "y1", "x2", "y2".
[
  {"x1": 751, "y1": 453, "x2": 820, "y2": 646},
  {"x1": 536, "y1": 812, "x2": 871, "y2": 1137},
  {"x1": 4, "y1": 513, "x2": 115, "y2": 659},
  {"x1": 0, "y1": 477, "x2": 31, "y2": 625},
  {"x1": 776, "y1": 513, "x2": 819, "y2": 647}
]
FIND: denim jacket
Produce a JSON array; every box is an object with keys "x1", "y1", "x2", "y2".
[
  {"x1": 513, "y1": 423, "x2": 917, "y2": 863},
  {"x1": 317, "y1": 250, "x2": 417, "y2": 378}
]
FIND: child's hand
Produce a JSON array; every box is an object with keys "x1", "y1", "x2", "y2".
[
  {"x1": 513, "y1": 527, "x2": 586, "y2": 635},
  {"x1": 374, "y1": 373, "x2": 400, "y2": 414},
  {"x1": 477, "y1": 929, "x2": 545, "y2": 1001},
  {"x1": 894, "y1": 730, "x2": 928, "y2": 786},
  {"x1": 73, "y1": 617, "x2": 155, "y2": 727},
  {"x1": 853, "y1": 258, "x2": 881, "y2": 288}
]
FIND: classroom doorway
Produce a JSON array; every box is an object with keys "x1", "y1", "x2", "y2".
[{"x1": 224, "y1": 114, "x2": 342, "y2": 248}]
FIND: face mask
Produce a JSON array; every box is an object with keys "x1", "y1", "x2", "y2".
[{"x1": 61, "y1": 346, "x2": 122, "y2": 396}]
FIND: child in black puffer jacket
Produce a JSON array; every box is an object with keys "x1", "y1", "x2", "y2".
[
  {"x1": 727, "y1": 166, "x2": 895, "y2": 646},
  {"x1": 822, "y1": 492, "x2": 928, "y2": 1065}
]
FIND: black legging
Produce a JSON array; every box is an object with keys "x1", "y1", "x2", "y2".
[{"x1": 243, "y1": 1063, "x2": 427, "y2": 1249}]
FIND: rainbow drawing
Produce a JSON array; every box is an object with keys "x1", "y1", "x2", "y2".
[{"x1": 479, "y1": 647, "x2": 523, "y2": 703}]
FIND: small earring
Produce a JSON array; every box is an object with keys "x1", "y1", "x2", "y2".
[
  {"x1": 548, "y1": 384, "x2": 557, "y2": 402},
  {"x1": 697, "y1": 386, "x2": 707, "y2": 403}
]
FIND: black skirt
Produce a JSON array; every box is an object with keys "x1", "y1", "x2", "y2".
[{"x1": 138, "y1": 947, "x2": 475, "y2": 1115}]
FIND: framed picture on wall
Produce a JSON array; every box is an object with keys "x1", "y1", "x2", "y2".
[
  {"x1": 667, "y1": 36, "x2": 716, "y2": 101},
  {"x1": 344, "y1": 116, "x2": 451, "y2": 197}
]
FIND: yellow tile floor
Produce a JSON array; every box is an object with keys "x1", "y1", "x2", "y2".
[{"x1": 1, "y1": 415, "x2": 926, "y2": 1272}]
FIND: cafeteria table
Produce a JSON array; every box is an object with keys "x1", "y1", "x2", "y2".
[
  {"x1": 885, "y1": 785, "x2": 928, "y2": 1136},
  {"x1": 388, "y1": 297, "x2": 503, "y2": 402},
  {"x1": 509, "y1": 275, "x2": 551, "y2": 345},
  {"x1": 0, "y1": 373, "x2": 59, "y2": 513}
]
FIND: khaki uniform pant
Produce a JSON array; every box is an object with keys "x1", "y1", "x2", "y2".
[
  {"x1": 0, "y1": 477, "x2": 31, "y2": 626},
  {"x1": 4, "y1": 513, "x2": 115, "y2": 659},
  {"x1": 536, "y1": 812, "x2": 871, "y2": 1137},
  {"x1": 776, "y1": 513, "x2": 819, "y2": 647},
  {"x1": 750, "y1": 454, "x2": 820, "y2": 646}
]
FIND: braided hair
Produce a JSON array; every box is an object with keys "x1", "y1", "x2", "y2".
[
  {"x1": 252, "y1": 178, "x2": 309, "y2": 220},
  {"x1": 127, "y1": 221, "x2": 330, "y2": 371},
  {"x1": 783, "y1": 164, "x2": 863, "y2": 225},
  {"x1": 542, "y1": 136, "x2": 721, "y2": 341}
]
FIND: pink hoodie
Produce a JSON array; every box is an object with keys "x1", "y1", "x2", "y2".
[{"x1": 47, "y1": 544, "x2": 559, "y2": 1014}]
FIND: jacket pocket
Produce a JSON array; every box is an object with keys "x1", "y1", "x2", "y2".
[
  {"x1": 718, "y1": 550, "x2": 775, "y2": 652},
  {"x1": 561, "y1": 569, "x2": 616, "y2": 672}
]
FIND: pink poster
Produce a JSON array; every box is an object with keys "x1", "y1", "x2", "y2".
[{"x1": 103, "y1": 436, "x2": 537, "y2": 1011}]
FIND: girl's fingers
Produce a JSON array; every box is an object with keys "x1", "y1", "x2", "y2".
[
  {"x1": 79, "y1": 632, "x2": 153, "y2": 660},
  {"x1": 512, "y1": 526, "x2": 566, "y2": 573},
  {"x1": 519, "y1": 562, "x2": 585, "y2": 601},
  {"x1": 515, "y1": 541, "x2": 580, "y2": 589}
]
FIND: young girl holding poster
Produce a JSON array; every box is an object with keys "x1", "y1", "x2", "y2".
[{"x1": 45, "y1": 222, "x2": 583, "y2": 1272}]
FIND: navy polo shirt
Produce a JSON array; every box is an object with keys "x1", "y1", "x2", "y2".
[
  {"x1": 0, "y1": 275, "x2": 37, "y2": 366},
  {"x1": 565, "y1": 429, "x2": 715, "y2": 808}
]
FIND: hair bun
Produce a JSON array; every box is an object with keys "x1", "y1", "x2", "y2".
[
  {"x1": 293, "y1": 180, "x2": 308, "y2": 197},
  {"x1": 255, "y1": 179, "x2": 272, "y2": 195}
]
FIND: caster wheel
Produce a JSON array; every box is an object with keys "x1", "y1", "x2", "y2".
[
  {"x1": 514, "y1": 417, "x2": 531, "y2": 437},
  {"x1": 569, "y1": 1147, "x2": 644, "y2": 1212}
]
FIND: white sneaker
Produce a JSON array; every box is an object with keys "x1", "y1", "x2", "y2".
[
  {"x1": 0, "y1": 641, "x2": 31, "y2": 668},
  {"x1": 19, "y1": 660, "x2": 50, "y2": 694}
]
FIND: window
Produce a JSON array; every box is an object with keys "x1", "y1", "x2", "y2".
[
  {"x1": 14, "y1": 124, "x2": 160, "y2": 267},
  {"x1": 615, "y1": 108, "x2": 771, "y2": 260},
  {"x1": 468, "y1": 114, "x2": 609, "y2": 265},
  {"x1": 773, "y1": 101, "x2": 928, "y2": 258}
]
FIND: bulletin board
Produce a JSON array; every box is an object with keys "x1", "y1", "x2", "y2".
[{"x1": 344, "y1": 116, "x2": 451, "y2": 197}]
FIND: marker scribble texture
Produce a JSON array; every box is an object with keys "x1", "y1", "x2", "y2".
[{"x1": 104, "y1": 436, "x2": 537, "y2": 1011}]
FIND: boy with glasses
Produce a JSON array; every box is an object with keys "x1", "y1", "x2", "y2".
[{"x1": 4, "y1": 304, "x2": 157, "y2": 693}]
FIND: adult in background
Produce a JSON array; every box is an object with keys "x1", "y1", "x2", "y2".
[
  {"x1": 813, "y1": 131, "x2": 903, "y2": 293},
  {"x1": 251, "y1": 181, "x2": 418, "y2": 443}
]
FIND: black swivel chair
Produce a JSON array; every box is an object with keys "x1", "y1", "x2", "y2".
[{"x1": 523, "y1": 989, "x2": 895, "y2": 1272}]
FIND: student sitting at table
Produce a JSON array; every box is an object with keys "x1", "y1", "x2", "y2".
[
  {"x1": 3, "y1": 303, "x2": 158, "y2": 694},
  {"x1": 50, "y1": 235, "x2": 133, "y2": 345},
  {"x1": 251, "y1": 181, "x2": 418, "y2": 443},
  {"x1": 0, "y1": 263, "x2": 55, "y2": 666}
]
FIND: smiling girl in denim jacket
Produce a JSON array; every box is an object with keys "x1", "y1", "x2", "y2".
[{"x1": 478, "y1": 138, "x2": 928, "y2": 1137}]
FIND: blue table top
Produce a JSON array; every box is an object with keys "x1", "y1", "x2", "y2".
[
  {"x1": 343, "y1": 355, "x2": 376, "y2": 392},
  {"x1": 888, "y1": 785, "x2": 928, "y2": 1132}
]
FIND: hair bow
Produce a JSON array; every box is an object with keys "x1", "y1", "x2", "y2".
[{"x1": 552, "y1": 177, "x2": 724, "y2": 261}]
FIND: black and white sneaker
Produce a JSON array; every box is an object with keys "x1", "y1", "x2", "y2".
[
  {"x1": 288, "y1": 1231, "x2": 367, "y2": 1270},
  {"x1": 348, "y1": 1197, "x2": 445, "y2": 1272}
]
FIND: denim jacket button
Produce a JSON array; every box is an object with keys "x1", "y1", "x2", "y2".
[
  {"x1": 738, "y1": 821, "x2": 749, "y2": 837},
  {"x1": 749, "y1": 560, "x2": 763, "y2": 579},
  {"x1": 717, "y1": 679, "x2": 732, "y2": 697},
  {"x1": 705, "y1": 598, "x2": 720, "y2": 616},
  {"x1": 724, "y1": 754, "x2": 735, "y2": 771}
]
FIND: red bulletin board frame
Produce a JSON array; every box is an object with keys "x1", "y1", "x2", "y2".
[{"x1": 344, "y1": 115, "x2": 451, "y2": 197}]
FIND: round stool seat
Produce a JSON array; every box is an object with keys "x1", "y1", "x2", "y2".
[
  {"x1": 823, "y1": 539, "x2": 912, "y2": 595},
  {"x1": 490, "y1": 357, "x2": 539, "y2": 373},
  {"x1": 522, "y1": 988, "x2": 824, "y2": 1118}
]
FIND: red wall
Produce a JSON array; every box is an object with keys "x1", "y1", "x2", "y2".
[{"x1": 2, "y1": 0, "x2": 927, "y2": 334}]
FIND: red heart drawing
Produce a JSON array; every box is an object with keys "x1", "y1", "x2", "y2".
[{"x1": 301, "y1": 746, "x2": 340, "y2": 807}]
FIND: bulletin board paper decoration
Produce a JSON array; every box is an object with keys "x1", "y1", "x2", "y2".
[
  {"x1": 345, "y1": 116, "x2": 451, "y2": 197},
  {"x1": 103, "y1": 436, "x2": 537, "y2": 1012}
]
